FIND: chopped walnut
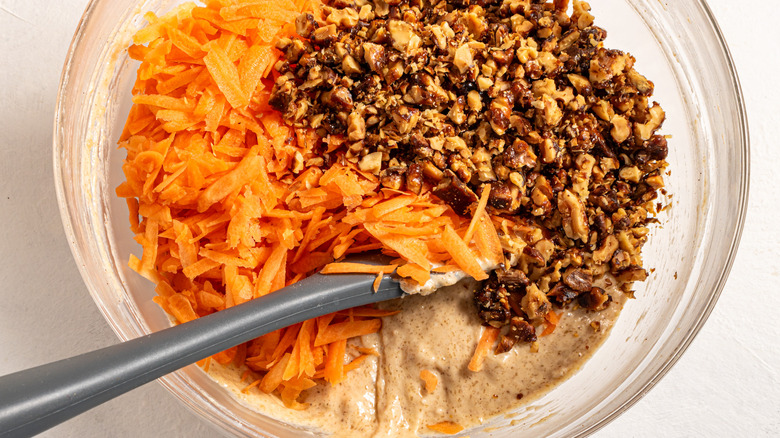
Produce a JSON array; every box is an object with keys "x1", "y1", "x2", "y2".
[
  {"x1": 362, "y1": 42, "x2": 385, "y2": 73},
  {"x1": 559, "y1": 189, "x2": 589, "y2": 242},
  {"x1": 521, "y1": 284, "x2": 551, "y2": 321},
  {"x1": 593, "y1": 235, "x2": 618, "y2": 264},
  {"x1": 347, "y1": 111, "x2": 366, "y2": 142},
  {"x1": 610, "y1": 115, "x2": 631, "y2": 143},
  {"x1": 579, "y1": 287, "x2": 611, "y2": 311},
  {"x1": 358, "y1": 151, "x2": 383, "y2": 175},
  {"x1": 380, "y1": 166, "x2": 406, "y2": 190},
  {"x1": 269, "y1": 0, "x2": 670, "y2": 352},
  {"x1": 341, "y1": 54, "x2": 362, "y2": 75},
  {"x1": 295, "y1": 13, "x2": 316, "y2": 38},
  {"x1": 387, "y1": 20, "x2": 417, "y2": 53},
  {"x1": 326, "y1": 7, "x2": 359, "y2": 28},
  {"x1": 563, "y1": 268, "x2": 593, "y2": 292},
  {"x1": 312, "y1": 23, "x2": 337, "y2": 44},
  {"x1": 589, "y1": 48, "x2": 632, "y2": 85},
  {"x1": 453, "y1": 44, "x2": 474, "y2": 74}
]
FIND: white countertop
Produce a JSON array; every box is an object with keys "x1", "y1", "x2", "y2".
[{"x1": 1, "y1": 0, "x2": 777, "y2": 436}]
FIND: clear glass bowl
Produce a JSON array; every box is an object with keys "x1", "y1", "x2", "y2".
[{"x1": 54, "y1": 0, "x2": 749, "y2": 436}]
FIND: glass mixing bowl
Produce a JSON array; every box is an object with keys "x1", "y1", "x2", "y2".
[{"x1": 53, "y1": 0, "x2": 749, "y2": 436}]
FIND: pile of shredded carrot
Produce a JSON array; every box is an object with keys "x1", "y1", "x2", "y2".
[{"x1": 117, "y1": 0, "x2": 510, "y2": 409}]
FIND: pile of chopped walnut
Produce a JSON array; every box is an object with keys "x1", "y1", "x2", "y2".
[{"x1": 270, "y1": 0, "x2": 669, "y2": 351}]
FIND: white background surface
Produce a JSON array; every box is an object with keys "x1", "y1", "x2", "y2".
[{"x1": 1, "y1": 0, "x2": 777, "y2": 436}]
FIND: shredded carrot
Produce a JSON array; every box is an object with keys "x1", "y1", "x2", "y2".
[
  {"x1": 370, "y1": 195, "x2": 416, "y2": 219},
  {"x1": 442, "y1": 225, "x2": 488, "y2": 281},
  {"x1": 372, "y1": 272, "x2": 383, "y2": 292},
  {"x1": 468, "y1": 326, "x2": 500, "y2": 372},
  {"x1": 254, "y1": 244, "x2": 287, "y2": 297},
  {"x1": 463, "y1": 184, "x2": 491, "y2": 244},
  {"x1": 259, "y1": 352, "x2": 291, "y2": 393},
  {"x1": 196, "y1": 356, "x2": 211, "y2": 372},
  {"x1": 546, "y1": 309, "x2": 561, "y2": 325},
  {"x1": 167, "y1": 294, "x2": 198, "y2": 323},
  {"x1": 474, "y1": 215, "x2": 504, "y2": 266},
  {"x1": 119, "y1": 0, "x2": 511, "y2": 409},
  {"x1": 323, "y1": 339, "x2": 346, "y2": 385},
  {"x1": 320, "y1": 262, "x2": 397, "y2": 275},
  {"x1": 356, "y1": 346, "x2": 380, "y2": 356},
  {"x1": 541, "y1": 310, "x2": 561, "y2": 336},
  {"x1": 126, "y1": 198, "x2": 140, "y2": 233},
  {"x1": 343, "y1": 354, "x2": 370, "y2": 373},
  {"x1": 427, "y1": 421, "x2": 464, "y2": 435},
  {"x1": 314, "y1": 319, "x2": 382, "y2": 347},
  {"x1": 242, "y1": 378, "x2": 263, "y2": 393},
  {"x1": 213, "y1": 346, "x2": 239, "y2": 365},
  {"x1": 397, "y1": 263, "x2": 431, "y2": 286},
  {"x1": 420, "y1": 369, "x2": 438, "y2": 393}
]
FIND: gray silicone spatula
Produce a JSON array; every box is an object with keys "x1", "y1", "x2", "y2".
[{"x1": 0, "y1": 254, "x2": 404, "y2": 438}]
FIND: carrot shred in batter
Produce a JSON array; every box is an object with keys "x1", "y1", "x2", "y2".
[
  {"x1": 541, "y1": 310, "x2": 561, "y2": 337},
  {"x1": 119, "y1": 0, "x2": 505, "y2": 407},
  {"x1": 420, "y1": 369, "x2": 438, "y2": 393},
  {"x1": 427, "y1": 421, "x2": 465, "y2": 435},
  {"x1": 467, "y1": 326, "x2": 500, "y2": 372}
]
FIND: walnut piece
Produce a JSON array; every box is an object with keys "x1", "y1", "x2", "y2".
[{"x1": 269, "y1": 0, "x2": 670, "y2": 352}]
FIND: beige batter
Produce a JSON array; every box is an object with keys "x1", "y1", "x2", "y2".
[{"x1": 208, "y1": 279, "x2": 625, "y2": 436}]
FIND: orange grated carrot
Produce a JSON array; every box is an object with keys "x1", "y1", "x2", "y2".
[
  {"x1": 323, "y1": 339, "x2": 346, "y2": 385},
  {"x1": 370, "y1": 194, "x2": 417, "y2": 219},
  {"x1": 468, "y1": 326, "x2": 500, "y2": 372},
  {"x1": 462, "y1": 184, "x2": 491, "y2": 244},
  {"x1": 363, "y1": 226, "x2": 432, "y2": 271},
  {"x1": 213, "y1": 346, "x2": 239, "y2": 365},
  {"x1": 420, "y1": 369, "x2": 438, "y2": 393},
  {"x1": 242, "y1": 378, "x2": 263, "y2": 393},
  {"x1": 203, "y1": 42, "x2": 249, "y2": 109},
  {"x1": 397, "y1": 263, "x2": 431, "y2": 286},
  {"x1": 320, "y1": 262, "x2": 397, "y2": 275},
  {"x1": 314, "y1": 319, "x2": 382, "y2": 347},
  {"x1": 474, "y1": 215, "x2": 504, "y2": 266},
  {"x1": 356, "y1": 346, "x2": 380, "y2": 356},
  {"x1": 441, "y1": 225, "x2": 488, "y2": 281},
  {"x1": 541, "y1": 310, "x2": 561, "y2": 337},
  {"x1": 546, "y1": 309, "x2": 561, "y2": 325},
  {"x1": 342, "y1": 354, "x2": 370, "y2": 373},
  {"x1": 427, "y1": 421, "x2": 464, "y2": 435},
  {"x1": 268, "y1": 323, "x2": 301, "y2": 367},
  {"x1": 165, "y1": 293, "x2": 198, "y2": 323},
  {"x1": 239, "y1": 44, "x2": 274, "y2": 99},
  {"x1": 197, "y1": 356, "x2": 212, "y2": 372},
  {"x1": 197, "y1": 146, "x2": 261, "y2": 212},
  {"x1": 139, "y1": 219, "x2": 159, "y2": 272},
  {"x1": 254, "y1": 244, "x2": 287, "y2": 297},
  {"x1": 182, "y1": 257, "x2": 221, "y2": 280},
  {"x1": 259, "y1": 352, "x2": 291, "y2": 393}
]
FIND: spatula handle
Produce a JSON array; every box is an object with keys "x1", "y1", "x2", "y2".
[{"x1": 0, "y1": 270, "x2": 403, "y2": 438}]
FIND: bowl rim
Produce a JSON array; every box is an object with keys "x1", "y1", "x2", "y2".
[
  {"x1": 52, "y1": 0, "x2": 751, "y2": 436},
  {"x1": 578, "y1": 1, "x2": 751, "y2": 431}
]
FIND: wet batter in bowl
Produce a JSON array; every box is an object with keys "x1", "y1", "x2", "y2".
[{"x1": 208, "y1": 278, "x2": 625, "y2": 436}]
